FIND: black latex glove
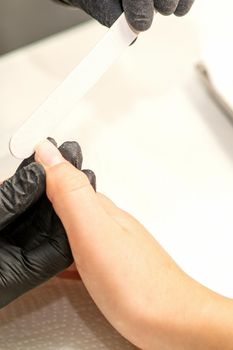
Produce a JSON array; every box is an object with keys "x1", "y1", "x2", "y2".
[
  {"x1": 0, "y1": 140, "x2": 96, "y2": 309},
  {"x1": 56, "y1": 0, "x2": 195, "y2": 31}
]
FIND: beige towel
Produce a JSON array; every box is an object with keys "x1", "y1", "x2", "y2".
[{"x1": 0, "y1": 278, "x2": 136, "y2": 350}]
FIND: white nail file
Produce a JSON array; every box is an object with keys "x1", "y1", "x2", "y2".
[{"x1": 10, "y1": 13, "x2": 138, "y2": 159}]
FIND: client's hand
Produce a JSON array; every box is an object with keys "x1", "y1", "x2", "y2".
[{"x1": 35, "y1": 140, "x2": 233, "y2": 350}]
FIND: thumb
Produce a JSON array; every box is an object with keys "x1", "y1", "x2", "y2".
[
  {"x1": 34, "y1": 140, "x2": 110, "y2": 261},
  {"x1": 34, "y1": 140, "x2": 138, "y2": 338}
]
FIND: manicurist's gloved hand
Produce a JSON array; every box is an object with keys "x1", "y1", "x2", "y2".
[
  {"x1": 56, "y1": 0, "x2": 195, "y2": 31},
  {"x1": 0, "y1": 140, "x2": 95, "y2": 309},
  {"x1": 35, "y1": 140, "x2": 233, "y2": 350}
]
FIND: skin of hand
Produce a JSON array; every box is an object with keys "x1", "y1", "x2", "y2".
[
  {"x1": 35, "y1": 140, "x2": 233, "y2": 350},
  {"x1": 0, "y1": 140, "x2": 95, "y2": 309},
  {"x1": 55, "y1": 0, "x2": 195, "y2": 31}
]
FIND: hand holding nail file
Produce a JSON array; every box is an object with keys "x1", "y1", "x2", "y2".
[
  {"x1": 58, "y1": 0, "x2": 195, "y2": 30},
  {"x1": 10, "y1": 13, "x2": 138, "y2": 159}
]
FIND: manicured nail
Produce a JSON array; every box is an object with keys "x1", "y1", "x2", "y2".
[{"x1": 35, "y1": 140, "x2": 64, "y2": 167}]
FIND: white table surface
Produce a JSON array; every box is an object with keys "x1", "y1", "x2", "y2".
[{"x1": 0, "y1": 0, "x2": 233, "y2": 303}]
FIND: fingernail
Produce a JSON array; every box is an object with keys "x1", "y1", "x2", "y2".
[{"x1": 35, "y1": 140, "x2": 64, "y2": 167}]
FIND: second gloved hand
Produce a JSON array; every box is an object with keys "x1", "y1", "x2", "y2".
[{"x1": 57, "y1": 0, "x2": 195, "y2": 31}]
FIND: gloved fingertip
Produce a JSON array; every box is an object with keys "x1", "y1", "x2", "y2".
[
  {"x1": 82, "y1": 169, "x2": 96, "y2": 191},
  {"x1": 59, "y1": 141, "x2": 83, "y2": 169},
  {"x1": 47, "y1": 137, "x2": 57, "y2": 147},
  {"x1": 123, "y1": 0, "x2": 154, "y2": 32},
  {"x1": 173, "y1": 11, "x2": 184, "y2": 16},
  {"x1": 174, "y1": 0, "x2": 195, "y2": 16},
  {"x1": 126, "y1": 14, "x2": 153, "y2": 32},
  {"x1": 154, "y1": 0, "x2": 179, "y2": 15}
]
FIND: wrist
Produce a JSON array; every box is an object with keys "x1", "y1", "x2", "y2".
[
  {"x1": 122, "y1": 270, "x2": 233, "y2": 350},
  {"x1": 199, "y1": 292, "x2": 233, "y2": 349},
  {"x1": 137, "y1": 275, "x2": 233, "y2": 350}
]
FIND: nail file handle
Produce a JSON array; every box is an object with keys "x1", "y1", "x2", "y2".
[{"x1": 10, "y1": 13, "x2": 138, "y2": 159}]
